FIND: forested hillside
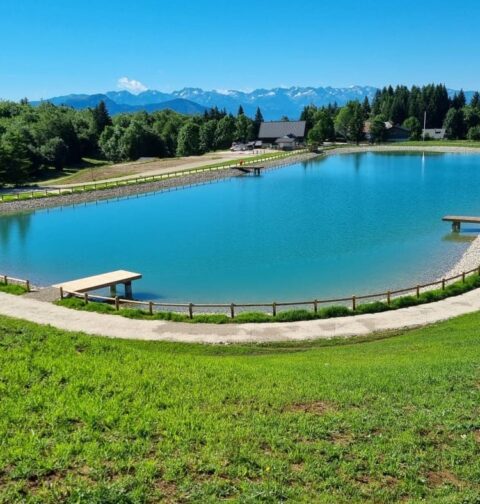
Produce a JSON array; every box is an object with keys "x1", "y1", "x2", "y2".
[{"x1": 0, "y1": 101, "x2": 262, "y2": 185}]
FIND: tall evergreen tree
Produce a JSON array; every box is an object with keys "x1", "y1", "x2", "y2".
[
  {"x1": 471, "y1": 91, "x2": 480, "y2": 109},
  {"x1": 237, "y1": 105, "x2": 245, "y2": 116},
  {"x1": 92, "y1": 100, "x2": 112, "y2": 135},
  {"x1": 253, "y1": 107, "x2": 264, "y2": 138},
  {"x1": 362, "y1": 97, "x2": 371, "y2": 119}
]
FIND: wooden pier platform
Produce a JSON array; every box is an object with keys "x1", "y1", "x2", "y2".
[
  {"x1": 235, "y1": 165, "x2": 264, "y2": 175},
  {"x1": 442, "y1": 215, "x2": 480, "y2": 232},
  {"x1": 53, "y1": 270, "x2": 142, "y2": 299}
]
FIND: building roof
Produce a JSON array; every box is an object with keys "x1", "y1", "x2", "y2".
[{"x1": 258, "y1": 121, "x2": 306, "y2": 139}]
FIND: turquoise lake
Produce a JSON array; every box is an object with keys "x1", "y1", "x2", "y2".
[{"x1": 1, "y1": 152, "x2": 480, "y2": 302}]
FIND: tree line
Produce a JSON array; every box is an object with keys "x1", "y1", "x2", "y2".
[
  {"x1": 0, "y1": 100, "x2": 264, "y2": 185},
  {"x1": 302, "y1": 84, "x2": 480, "y2": 144}
]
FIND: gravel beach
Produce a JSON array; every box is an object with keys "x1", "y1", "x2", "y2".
[{"x1": 0, "y1": 152, "x2": 318, "y2": 215}]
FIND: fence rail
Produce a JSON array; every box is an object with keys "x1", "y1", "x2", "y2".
[
  {"x1": 0, "y1": 274, "x2": 31, "y2": 291},
  {"x1": 60, "y1": 265, "x2": 480, "y2": 319},
  {"x1": 0, "y1": 150, "x2": 308, "y2": 203}
]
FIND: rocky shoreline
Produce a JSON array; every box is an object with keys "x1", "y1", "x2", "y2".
[
  {"x1": 0, "y1": 152, "x2": 319, "y2": 215},
  {"x1": 443, "y1": 235, "x2": 480, "y2": 278}
]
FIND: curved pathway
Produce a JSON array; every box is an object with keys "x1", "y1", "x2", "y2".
[{"x1": 1, "y1": 289, "x2": 480, "y2": 344}]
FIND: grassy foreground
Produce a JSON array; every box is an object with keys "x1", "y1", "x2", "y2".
[
  {"x1": 1, "y1": 314, "x2": 480, "y2": 502},
  {"x1": 0, "y1": 282, "x2": 28, "y2": 295}
]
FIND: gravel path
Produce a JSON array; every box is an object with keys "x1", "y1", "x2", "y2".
[{"x1": 2, "y1": 288, "x2": 480, "y2": 343}]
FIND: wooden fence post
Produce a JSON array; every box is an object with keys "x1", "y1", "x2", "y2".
[
  {"x1": 149, "y1": 301, "x2": 153, "y2": 315},
  {"x1": 416, "y1": 285, "x2": 420, "y2": 298},
  {"x1": 352, "y1": 296, "x2": 356, "y2": 311},
  {"x1": 230, "y1": 303, "x2": 235, "y2": 319},
  {"x1": 26, "y1": 280, "x2": 30, "y2": 292},
  {"x1": 60, "y1": 287, "x2": 64, "y2": 300},
  {"x1": 188, "y1": 303, "x2": 194, "y2": 319},
  {"x1": 272, "y1": 302, "x2": 277, "y2": 317},
  {"x1": 313, "y1": 299, "x2": 318, "y2": 314},
  {"x1": 442, "y1": 279, "x2": 446, "y2": 290},
  {"x1": 83, "y1": 292, "x2": 89, "y2": 305},
  {"x1": 3, "y1": 275, "x2": 7, "y2": 285},
  {"x1": 387, "y1": 291, "x2": 391, "y2": 306},
  {"x1": 115, "y1": 296, "x2": 120, "y2": 311},
  {"x1": 462, "y1": 272, "x2": 466, "y2": 283}
]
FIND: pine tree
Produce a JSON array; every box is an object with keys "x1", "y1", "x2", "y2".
[
  {"x1": 237, "y1": 105, "x2": 244, "y2": 116},
  {"x1": 92, "y1": 101, "x2": 112, "y2": 135},
  {"x1": 471, "y1": 92, "x2": 480, "y2": 109},
  {"x1": 362, "y1": 97, "x2": 371, "y2": 119},
  {"x1": 253, "y1": 107, "x2": 264, "y2": 138}
]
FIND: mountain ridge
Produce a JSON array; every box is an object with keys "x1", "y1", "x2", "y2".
[{"x1": 30, "y1": 86, "x2": 477, "y2": 120}]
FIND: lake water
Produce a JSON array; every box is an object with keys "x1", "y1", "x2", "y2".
[{"x1": 1, "y1": 152, "x2": 480, "y2": 302}]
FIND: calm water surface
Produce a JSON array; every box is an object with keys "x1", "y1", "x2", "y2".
[{"x1": 1, "y1": 152, "x2": 480, "y2": 302}]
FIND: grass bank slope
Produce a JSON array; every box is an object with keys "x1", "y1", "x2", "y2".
[{"x1": 0, "y1": 313, "x2": 479, "y2": 503}]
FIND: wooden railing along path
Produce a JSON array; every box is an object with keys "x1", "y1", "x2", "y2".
[
  {"x1": 60, "y1": 265, "x2": 480, "y2": 319},
  {"x1": 0, "y1": 274, "x2": 31, "y2": 291}
]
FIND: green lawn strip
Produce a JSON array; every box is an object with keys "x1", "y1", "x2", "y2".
[
  {"x1": 0, "y1": 312, "x2": 479, "y2": 502},
  {"x1": 55, "y1": 273, "x2": 480, "y2": 324},
  {"x1": 394, "y1": 140, "x2": 480, "y2": 148},
  {"x1": 0, "y1": 282, "x2": 28, "y2": 295}
]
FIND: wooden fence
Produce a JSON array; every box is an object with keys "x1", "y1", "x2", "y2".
[
  {"x1": 0, "y1": 150, "x2": 307, "y2": 203},
  {"x1": 60, "y1": 265, "x2": 480, "y2": 319},
  {"x1": 0, "y1": 274, "x2": 31, "y2": 291}
]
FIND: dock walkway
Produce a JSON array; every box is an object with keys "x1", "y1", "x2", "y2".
[
  {"x1": 443, "y1": 215, "x2": 480, "y2": 232},
  {"x1": 53, "y1": 270, "x2": 142, "y2": 299}
]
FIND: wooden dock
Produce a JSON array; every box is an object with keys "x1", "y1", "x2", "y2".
[
  {"x1": 53, "y1": 270, "x2": 142, "y2": 299},
  {"x1": 235, "y1": 165, "x2": 264, "y2": 176},
  {"x1": 442, "y1": 215, "x2": 480, "y2": 232}
]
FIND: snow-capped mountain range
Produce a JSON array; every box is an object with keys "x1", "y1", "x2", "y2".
[
  {"x1": 31, "y1": 86, "x2": 475, "y2": 120},
  {"x1": 105, "y1": 86, "x2": 379, "y2": 118}
]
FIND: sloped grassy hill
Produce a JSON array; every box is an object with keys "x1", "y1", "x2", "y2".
[{"x1": 0, "y1": 313, "x2": 479, "y2": 503}]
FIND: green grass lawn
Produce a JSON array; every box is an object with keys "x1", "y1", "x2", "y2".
[
  {"x1": 0, "y1": 282, "x2": 28, "y2": 295},
  {"x1": 394, "y1": 140, "x2": 480, "y2": 148},
  {"x1": 0, "y1": 313, "x2": 479, "y2": 503}
]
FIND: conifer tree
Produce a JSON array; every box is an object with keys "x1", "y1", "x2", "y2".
[
  {"x1": 92, "y1": 100, "x2": 112, "y2": 135},
  {"x1": 253, "y1": 107, "x2": 264, "y2": 138}
]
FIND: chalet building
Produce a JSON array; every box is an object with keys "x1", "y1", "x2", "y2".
[
  {"x1": 258, "y1": 121, "x2": 307, "y2": 149},
  {"x1": 364, "y1": 121, "x2": 409, "y2": 142},
  {"x1": 423, "y1": 128, "x2": 446, "y2": 140}
]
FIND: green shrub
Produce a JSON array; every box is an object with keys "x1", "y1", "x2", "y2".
[
  {"x1": 191, "y1": 314, "x2": 231, "y2": 324},
  {"x1": 418, "y1": 291, "x2": 443, "y2": 303},
  {"x1": 275, "y1": 309, "x2": 316, "y2": 322},
  {"x1": 356, "y1": 301, "x2": 390, "y2": 314},
  {"x1": 319, "y1": 305, "x2": 352, "y2": 318},
  {"x1": 235, "y1": 312, "x2": 273, "y2": 323},
  {"x1": 390, "y1": 296, "x2": 420, "y2": 309},
  {"x1": 153, "y1": 311, "x2": 190, "y2": 322},
  {"x1": 119, "y1": 308, "x2": 150, "y2": 319},
  {"x1": 0, "y1": 282, "x2": 28, "y2": 295}
]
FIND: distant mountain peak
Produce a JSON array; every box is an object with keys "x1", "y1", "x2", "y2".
[{"x1": 30, "y1": 85, "x2": 477, "y2": 120}]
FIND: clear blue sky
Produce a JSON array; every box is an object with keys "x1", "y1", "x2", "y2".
[{"x1": 1, "y1": 0, "x2": 478, "y2": 100}]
